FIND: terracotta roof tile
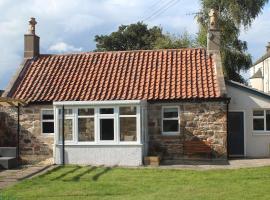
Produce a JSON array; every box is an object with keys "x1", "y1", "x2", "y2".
[{"x1": 9, "y1": 48, "x2": 222, "y2": 102}]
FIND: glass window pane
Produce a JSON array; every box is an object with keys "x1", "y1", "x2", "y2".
[
  {"x1": 78, "y1": 108, "x2": 94, "y2": 116},
  {"x1": 120, "y1": 117, "x2": 137, "y2": 141},
  {"x1": 163, "y1": 108, "x2": 178, "y2": 118},
  {"x1": 42, "y1": 122, "x2": 54, "y2": 133},
  {"x1": 59, "y1": 119, "x2": 73, "y2": 141},
  {"x1": 253, "y1": 110, "x2": 264, "y2": 116},
  {"x1": 42, "y1": 110, "x2": 54, "y2": 120},
  {"x1": 163, "y1": 120, "x2": 179, "y2": 132},
  {"x1": 100, "y1": 108, "x2": 114, "y2": 114},
  {"x1": 266, "y1": 110, "x2": 270, "y2": 131},
  {"x1": 253, "y1": 118, "x2": 264, "y2": 131},
  {"x1": 78, "y1": 118, "x2": 95, "y2": 141},
  {"x1": 100, "y1": 119, "x2": 114, "y2": 140},
  {"x1": 119, "y1": 106, "x2": 136, "y2": 115}
]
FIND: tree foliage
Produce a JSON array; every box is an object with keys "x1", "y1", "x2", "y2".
[
  {"x1": 94, "y1": 22, "x2": 195, "y2": 51},
  {"x1": 197, "y1": 0, "x2": 268, "y2": 82},
  {"x1": 94, "y1": 1, "x2": 268, "y2": 83}
]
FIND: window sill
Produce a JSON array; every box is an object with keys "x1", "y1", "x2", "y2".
[
  {"x1": 41, "y1": 133, "x2": 54, "y2": 137},
  {"x1": 161, "y1": 132, "x2": 180, "y2": 136},
  {"x1": 252, "y1": 131, "x2": 270, "y2": 136},
  {"x1": 56, "y1": 143, "x2": 143, "y2": 146}
]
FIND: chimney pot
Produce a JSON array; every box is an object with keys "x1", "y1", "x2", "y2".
[
  {"x1": 209, "y1": 9, "x2": 218, "y2": 30},
  {"x1": 207, "y1": 8, "x2": 220, "y2": 53},
  {"x1": 28, "y1": 17, "x2": 37, "y2": 35}
]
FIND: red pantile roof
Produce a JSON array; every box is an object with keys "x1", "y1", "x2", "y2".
[{"x1": 8, "y1": 48, "x2": 221, "y2": 102}]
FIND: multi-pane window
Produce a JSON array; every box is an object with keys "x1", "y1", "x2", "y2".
[
  {"x1": 56, "y1": 106, "x2": 140, "y2": 143},
  {"x1": 41, "y1": 110, "x2": 54, "y2": 134},
  {"x1": 162, "y1": 107, "x2": 179, "y2": 134},
  {"x1": 119, "y1": 106, "x2": 137, "y2": 141},
  {"x1": 253, "y1": 110, "x2": 270, "y2": 132},
  {"x1": 78, "y1": 108, "x2": 95, "y2": 142}
]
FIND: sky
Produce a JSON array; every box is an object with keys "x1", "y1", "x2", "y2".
[{"x1": 0, "y1": 0, "x2": 270, "y2": 89}]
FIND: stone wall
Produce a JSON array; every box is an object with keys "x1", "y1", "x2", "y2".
[
  {"x1": 0, "y1": 104, "x2": 54, "y2": 163},
  {"x1": 0, "y1": 107, "x2": 18, "y2": 147},
  {"x1": 148, "y1": 102, "x2": 227, "y2": 160}
]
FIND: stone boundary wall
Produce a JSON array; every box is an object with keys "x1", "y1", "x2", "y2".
[
  {"x1": 0, "y1": 104, "x2": 54, "y2": 163},
  {"x1": 148, "y1": 102, "x2": 227, "y2": 160}
]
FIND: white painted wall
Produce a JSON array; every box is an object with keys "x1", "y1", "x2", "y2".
[
  {"x1": 250, "y1": 78, "x2": 264, "y2": 91},
  {"x1": 250, "y1": 57, "x2": 270, "y2": 93},
  {"x1": 55, "y1": 145, "x2": 143, "y2": 166},
  {"x1": 227, "y1": 84, "x2": 270, "y2": 157}
]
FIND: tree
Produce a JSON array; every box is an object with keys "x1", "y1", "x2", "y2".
[
  {"x1": 153, "y1": 31, "x2": 196, "y2": 49},
  {"x1": 197, "y1": 0, "x2": 268, "y2": 82},
  {"x1": 94, "y1": 22, "x2": 195, "y2": 51}
]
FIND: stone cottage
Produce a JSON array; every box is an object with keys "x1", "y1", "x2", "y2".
[{"x1": 1, "y1": 10, "x2": 230, "y2": 166}]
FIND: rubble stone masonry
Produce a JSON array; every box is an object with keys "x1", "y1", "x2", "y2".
[
  {"x1": 148, "y1": 102, "x2": 227, "y2": 160},
  {"x1": 0, "y1": 104, "x2": 53, "y2": 163}
]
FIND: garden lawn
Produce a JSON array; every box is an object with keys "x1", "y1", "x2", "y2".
[{"x1": 2, "y1": 165, "x2": 270, "y2": 200}]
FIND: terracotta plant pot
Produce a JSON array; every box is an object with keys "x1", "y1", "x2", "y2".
[{"x1": 144, "y1": 156, "x2": 160, "y2": 166}]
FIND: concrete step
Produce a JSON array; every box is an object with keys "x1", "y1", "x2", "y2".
[
  {"x1": 0, "y1": 157, "x2": 18, "y2": 169},
  {"x1": 0, "y1": 147, "x2": 17, "y2": 157}
]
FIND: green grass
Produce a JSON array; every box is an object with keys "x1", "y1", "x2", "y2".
[{"x1": 2, "y1": 166, "x2": 270, "y2": 200}]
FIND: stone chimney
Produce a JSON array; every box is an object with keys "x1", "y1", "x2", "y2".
[
  {"x1": 207, "y1": 8, "x2": 227, "y2": 96},
  {"x1": 266, "y1": 42, "x2": 270, "y2": 54},
  {"x1": 24, "y1": 17, "x2": 39, "y2": 59},
  {"x1": 207, "y1": 8, "x2": 220, "y2": 53}
]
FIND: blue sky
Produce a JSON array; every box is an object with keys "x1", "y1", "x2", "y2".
[{"x1": 0, "y1": 0, "x2": 270, "y2": 89}]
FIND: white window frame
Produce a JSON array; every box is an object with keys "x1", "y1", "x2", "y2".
[
  {"x1": 54, "y1": 102, "x2": 142, "y2": 145},
  {"x1": 41, "y1": 109, "x2": 54, "y2": 136},
  {"x1": 252, "y1": 109, "x2": 270, "y2": 134},
  {"x1": 118, "y1": 106, "x2": 140, "y2": 144},
  {"x1": 97, "y1": 107, "x2": 117, "y2": 143},
  {"x1": 161, "y1": 106, "x2": 180, "y2": 135},
  {"x1": 57, "y1": 107, "x2": 76, "y2": 143},
  {"x1": 77, "y1": 107, "x2": 95, "y2": 143}
]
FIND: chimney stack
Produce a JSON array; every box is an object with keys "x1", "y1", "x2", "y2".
[
  {"x1": 207, "y1": 8, "x2": 220, "y2": 53},
  {"x1": 266, "y1": 42, "x2": 270, "y2": 54},
  {"x1": 24, "y1": 17, "x2": 39, "y2": 59},
  {"x1": 207, "y1": 8, "x2": 227, "y2": 96}
]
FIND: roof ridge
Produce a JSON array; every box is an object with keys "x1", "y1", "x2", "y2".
[{"x1": 40, "y1": 48, "x2": 206, "y2": 57}]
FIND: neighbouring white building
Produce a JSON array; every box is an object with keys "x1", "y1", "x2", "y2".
[{"x1": 250, "y1": 43, "x2": 270, "y2": 93}]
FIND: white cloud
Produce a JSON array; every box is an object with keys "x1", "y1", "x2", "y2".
[
  {"x1": 48, "y1": 42, "x2": 82, "y2": 53},
  {"x1": 62, "y1": 14, "x2": 104, "y2": 33}
]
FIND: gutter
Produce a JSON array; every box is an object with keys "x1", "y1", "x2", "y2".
[{"x1": 147, "y1": 97, "x2": 230, "y2": 104}]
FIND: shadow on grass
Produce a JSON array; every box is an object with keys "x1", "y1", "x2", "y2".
[
  {"x1": 92, "y1": 167, "x2": 113, "y2": 181},
  {"x1": 50, "y1": 165, "x2": 81, "y2": 181},
  {"x1": 69, "y1": 166, "x2": 97, "y2": 182},
  {"x1": 18, "y1": 165, "x2": 53, "y2": 181}
]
